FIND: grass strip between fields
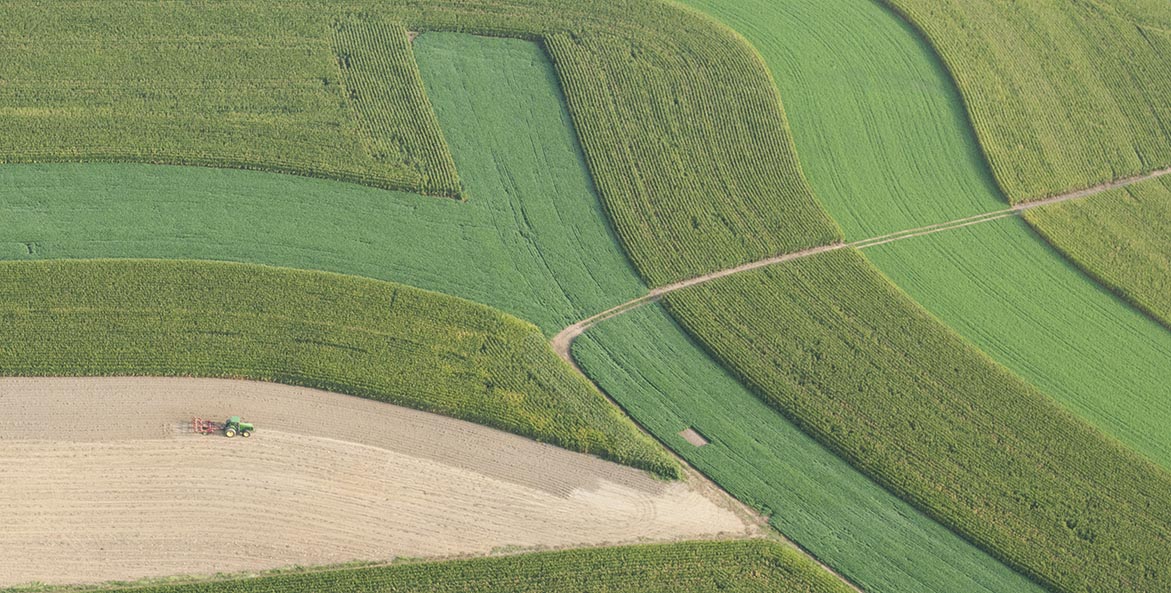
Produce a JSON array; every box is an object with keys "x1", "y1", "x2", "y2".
[
  {"x1": 0, "y1": 259, "x2": 678, "y2": 479},
  {"x1": 663, "y1": 249, "x2": 1171, "y2": 593},
  {"x1": 2, "y1": 541, "x2": 853, "y2": 593}
]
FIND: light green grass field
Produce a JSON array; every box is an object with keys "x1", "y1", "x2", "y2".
[
  {"x1": 0, "y1": 33, "x2": 645, "y2": 335},
  {"x1": 10, "y1": 541, "x2": 852, "y2": 593},
  {"x1": 1025, "y1": 177, "x2": 1171, "y2": 327},
  {"x1": 0, "y1": 259, "x2": 676, "y2": 477},
  {"x1": 680, "y1": 0, "x2": 1003, "y2": 239},
  {"x1": 886, "y1": 0, "x2": 1171, "y2": 201},
  {"x1": 573, "y1": 304, "x2": 1042, "y2": 593},
  {"x1": 664, "y1": 249, "x2": 1171, "y2": 593},
  {"x1": 866, "y1": 217, "x2": 1171, "y2": 471}
]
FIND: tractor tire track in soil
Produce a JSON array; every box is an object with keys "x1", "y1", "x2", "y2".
[{"x1": 0, "y1": 377, "x2": 756, "y2": 587}]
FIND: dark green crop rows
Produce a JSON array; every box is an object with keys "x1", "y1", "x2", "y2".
[
  {"x1": 664, "y1": 249, "x2": 1171, "y2": 593},
  {"x1": 0, "y1": 259, "x2": 677, "y2": 478},
  {"x1": 45, "y1": 541, "x2": 851, "y2": 593}
]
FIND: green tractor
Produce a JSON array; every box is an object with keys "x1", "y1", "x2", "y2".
[
  {"x1": 223, "y1": 416, "x2": 254, "y2": 438},
  {"x1": 192, "y1": 416, "x2": 254, "y2": 438}
]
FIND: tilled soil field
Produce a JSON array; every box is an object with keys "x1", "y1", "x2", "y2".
[{"x1": 0, "y1": 377, "x2": 752, "y2": 586}]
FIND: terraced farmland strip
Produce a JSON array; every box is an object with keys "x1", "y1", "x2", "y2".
[
  {"x1": 0, "y1": 259, "x2": 677, "y2": 478},
  {"x1": 573, "y1": 304, "x2": 1042, "y2": 593},
  {"x1": 1024, "y1": 176, "x2": 1171, "y2": 327},
  {"x1": 681, "y1": 0, "x2": 1004, "y2": 239},
  {"x1": 885, "y1": 0, "x2": 1171, "y2": 202},
  {"x1": 52, "y1": 541, "x2": 853, "y2": 593},
  {"x1": 865, "y1": 216, "x2": 1171, "y2": 471},
  {"x1": 664, "y1": 249, "x2": 1171, "y2": 593},
  {"x1": 2, "y1": 0, "x2": 844, "y2": 284},
  {"x1": 0, "y1": 31, "x2": 646, "y2": 335}
]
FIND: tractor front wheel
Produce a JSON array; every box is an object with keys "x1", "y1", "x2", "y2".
[
  {"x1": 225, "y1": 428, "x2": 237, "y2": 438},
  {"x1": 241, "y1": 431, "x2": 252, "y2": 438}
]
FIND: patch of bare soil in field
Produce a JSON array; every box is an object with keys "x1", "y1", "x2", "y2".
[{"x1": 0, "y1": 377, "x2": 753, "y2": 587}]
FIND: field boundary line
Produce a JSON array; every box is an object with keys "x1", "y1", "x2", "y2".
[{"x1": 552, "y1": 164, "x2": 1171, "y2": 356}]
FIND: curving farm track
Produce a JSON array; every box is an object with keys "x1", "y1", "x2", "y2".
[{"x1": 0, "y1": 377, "x2": 754, "y2": 587}]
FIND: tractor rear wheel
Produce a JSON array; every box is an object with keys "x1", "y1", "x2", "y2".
[
  {"x1": 241, "y1": 431, "x2": 251, "y2": 438},
  {"x1": 225, "y1": 428, "x2": 237, "y2": 438}
]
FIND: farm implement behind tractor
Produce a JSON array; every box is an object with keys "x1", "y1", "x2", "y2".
[{"x1": 193, "y1": 416, "x2": 254, "y2": 438}]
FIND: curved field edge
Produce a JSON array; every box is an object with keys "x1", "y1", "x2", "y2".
[
  {"x1": 1024, "y1": 176, "x2": 1171, "y2": 331},
  {"x1": 572, "y1": 304, "x2": 1042, "y2": 593},
  {"x1": 0, "y1": 541, "x2": 854, "y2": 593},
  {"x1": 662, "y1": 249, "x2": 1171, "y2": 593},
  {"x1": 880, "y1": 0, "x2": 1171, "y2": 203},
  {"x1": 2, "y1": 0, "x2": 843, "y2": 286},
  {"x1": 0, "y1": 259, "x2": 677, "y2": 478}
]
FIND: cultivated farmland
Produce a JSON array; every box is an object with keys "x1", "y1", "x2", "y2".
[
  {"x1": 36, "y1": 541, "x2": 855, "y2": 593},
  {"x1": 0, "y1": 0, "x2": 844, "y2": 286},
  {"x1": 0, "y1": 259, "x2": 676, "y2": 477},
  {"x1": 885, "y1": 0, "x2": 1171, "y2": 201},
  {"x1": 572, "y1": 304, "x2": 1043, "y2": 593},
  {"x1": 866, "y1": 217, "x2": 1171, "y2": 470},
  {"x1": 682, "y1": 0, "x2": 1004, "y2": 239},
  {"x1": 4, "y1": 0, "x2": 1171, "y2": 591},
  {"x1": 0, "y1": 10, "x2": 457, "y2": 195},
  {"x1": 0, "y1": 31, "x2": 646, "y2": 334},
  {"x1": 0, "y1": 377, "x2": 749, "y2": 586},
  {"x1": 1025, "y1": 176, "x2": 1171, "y2": 327},
  {"x1": 664, "y1": 250, "x2": 1171, "y2": 593}
]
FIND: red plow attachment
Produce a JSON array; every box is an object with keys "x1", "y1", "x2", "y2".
[{"x1": 192, "y1": 417, "x2": 224, "y2": 434}]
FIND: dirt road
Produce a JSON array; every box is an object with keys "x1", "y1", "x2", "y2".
[
  {"x1": 0, "y1": 377, "x2": 753, "y2": 587},
  {"x1": 551, "y1": 166, "x2": 1171, "y2": 362}
]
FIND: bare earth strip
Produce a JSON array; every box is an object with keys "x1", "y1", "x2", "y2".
[
  {"x1": 551, "y1": 165, "x2": 1171, "y2": 358},
  {"x1": 0, "y1": 377, "x2": 754, "y2": 587}
]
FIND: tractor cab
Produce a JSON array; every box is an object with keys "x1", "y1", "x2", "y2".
[{"x1": 224, "y1": 416, "x2": 254, "y2": 438}]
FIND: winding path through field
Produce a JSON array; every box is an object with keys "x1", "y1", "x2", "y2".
[{"x1": 551, "y1": 166, "x2": 1171, "y2": 363}]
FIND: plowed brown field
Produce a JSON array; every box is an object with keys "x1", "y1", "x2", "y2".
[{"x1": 0, "y1": 377, "x2": 752, "y2": 586}]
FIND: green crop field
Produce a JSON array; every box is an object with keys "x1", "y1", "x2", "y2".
[
  {"x1": 5, "y1": 0, "x2": 1171, "y2": 591},
  {"x1": 886, "y1": 0, "x2": 1171, "y2": 201},
  {"x1": 573, "y1": 304, "x2": 1042, "y2": 593},
  {"x1": 0, "y1": 259, "x2": 676, "y2": 478},
  {"x1": 681, "y1": 0, "x2": 1003, "y2": 239},
  {"x1": 0, "y1": 32, "x2": 645, "y2": 335},
  {"x1": 664, "y1": 249, "x2": 1171, "y2": 593},
  {"x1": 0, "y1": 10, "x2": 458, "y2": 196},
  {"x1": 1025, "y1": 176, "x2": 1171, "y2": 327},
  {"x1": 865, "y1": 216, "x2": 1171, "y2": 471},
  {"x1": 2, "y1": 0, "x2": 843, "y2": 286},
  {"x1": 19, "y1": 541, "x2": 851, "y2": 593}
]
